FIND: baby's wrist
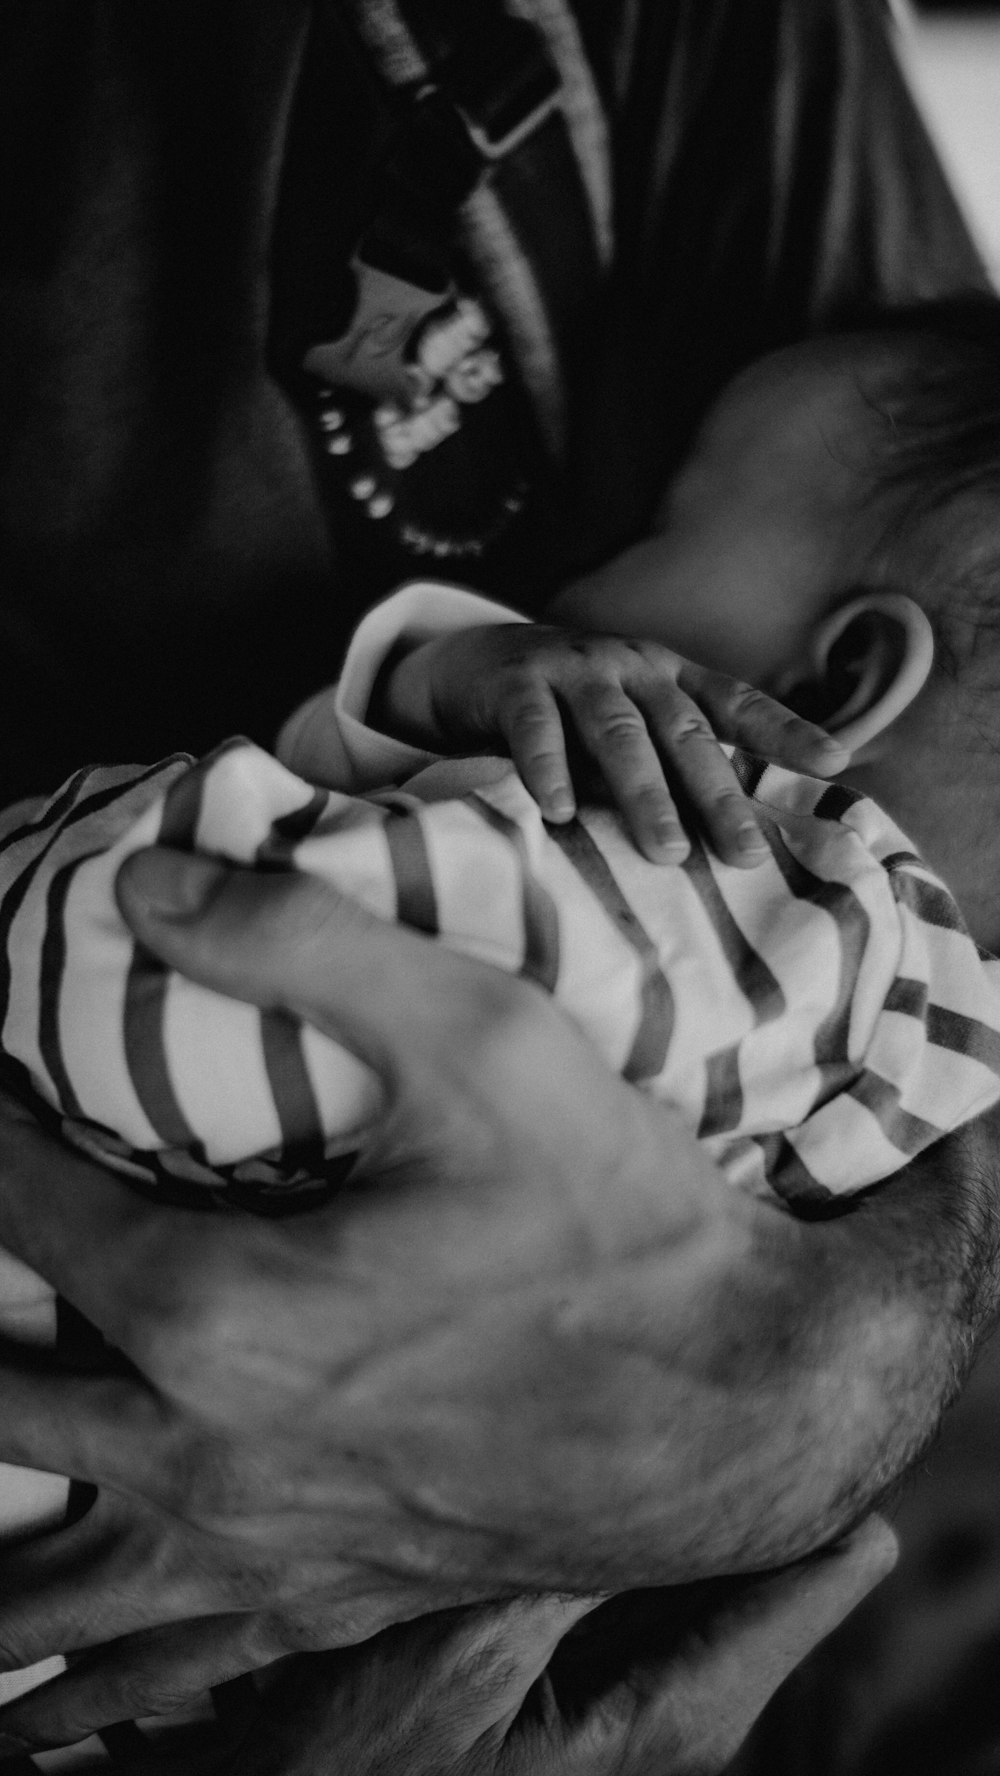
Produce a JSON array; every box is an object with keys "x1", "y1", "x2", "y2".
[{"x1": 366, "y1": 637, "x2": 450, "y2": 749}]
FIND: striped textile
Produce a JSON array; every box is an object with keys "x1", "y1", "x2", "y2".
[
  {"x1": 1, "y1": 734, "x2": 999, "y2": 1748},
  {"x1": 0, "y1": 736, "x2": 997, "y2": 1210}
]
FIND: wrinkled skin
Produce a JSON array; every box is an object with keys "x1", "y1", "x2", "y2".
[{"x1": 0, "y1": 849, "x2": 976, "y2": 1753}]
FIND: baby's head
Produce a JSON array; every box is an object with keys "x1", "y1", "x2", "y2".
[{"x1": 550, "y1": 300, "x2": 1000, "y2": 951}]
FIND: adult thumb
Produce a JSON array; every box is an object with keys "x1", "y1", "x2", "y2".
[{"x1": 115, "y1": 844, "x2": 494, "y2": 1079}]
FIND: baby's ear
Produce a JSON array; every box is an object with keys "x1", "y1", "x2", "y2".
[{"x1": 772, "y1": 592, "x2": 935, "y2": 759}]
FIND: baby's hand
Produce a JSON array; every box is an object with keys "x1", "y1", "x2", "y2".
[{"x1": 382, "y1": 624, "x2": 849, "y2": 866}]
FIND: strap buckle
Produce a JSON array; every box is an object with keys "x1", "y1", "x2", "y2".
[
  {"x1": 453, "y1": 82, "x2": 561, "y2": 161},
  {"x1": 436, "y1": 12, "x2": 562, "y2": 162},
  {"x1": 298, "y1": 10, "x2": 564, "y2": 405}
]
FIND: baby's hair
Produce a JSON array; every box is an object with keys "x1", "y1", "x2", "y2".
[
  {"x1": 860, "y1": 296, "x2": 1000, "y2": 500},
  {"x1": 849, "y1": 295, "x2": 1000, "y2": 701}
]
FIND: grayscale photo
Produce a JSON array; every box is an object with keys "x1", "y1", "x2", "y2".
[{"x1": 1, "y1": 2, "x2": 1000, "y2": 1770}]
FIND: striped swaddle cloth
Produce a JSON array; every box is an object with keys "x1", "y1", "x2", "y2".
[
  {"x1": 0, "y1": 735, "x2": 998, "y2": 1209},
  {"x1": 2, "y1": 733, "x2": 1000, "y2": 1748}
]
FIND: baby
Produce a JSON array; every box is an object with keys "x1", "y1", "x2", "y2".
[
  {"x1": 1, "y1": 296, "x2": 1000, "y2": 1660},
  {"x1": 4, "y1": 302, "x2": 1000, "y2": 1222},
  {"x1": 4, "y1": 573, "x2": 994, "y2": 1215}
]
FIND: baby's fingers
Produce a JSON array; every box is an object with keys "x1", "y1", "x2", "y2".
[
  {"x1": 498, "y1": 683, "x2": 577, "y2": 824},
  {"x1": 679, "y1": 665, "x2": 850, "y2": 777},
  {"x1": 644, "y1": 686, "x2": 769, "y2": 868},
  {"x1": 569, "y1": 683, "x2": 690, "y2": 863}
]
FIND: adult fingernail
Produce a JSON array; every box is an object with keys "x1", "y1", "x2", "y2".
[{"x1": 118, "y1": 848, "x2": 227, "y2": 919}]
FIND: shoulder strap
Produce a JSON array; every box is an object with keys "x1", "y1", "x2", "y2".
[{"x1": 333, "y1": 0, "x2": 612, "y2": 457}]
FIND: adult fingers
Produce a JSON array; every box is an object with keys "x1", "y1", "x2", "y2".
[
  {"x1": 116, "y1": 850, "x2": 716, "y2": 1261},
  {"x1": 565, "y1": 682, "x2": 690, "y2": 862},
  {"x1": 115, "y1": 847, "x2": 635, "y2": 1182},
  {"x1": 0, "y1": 1491, "x2": 237, "y2": 1682},
  {"x1": 678, "y1": 663, "x2": 850, "y2": 778},
  {"x1": 607, "y1": 1516, "x2": 899, "y2": 1775},
  {"x1": 0, "y1": 1614, "x2": 272, "y2": 1756}
]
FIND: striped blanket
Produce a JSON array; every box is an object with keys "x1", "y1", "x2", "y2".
[
  {"x1": 0, "y1": 735, "x2": 997, "y2": 1211},
  {"x1": 1, "y1": 733, "x2": 1000, "y2": 1742}
]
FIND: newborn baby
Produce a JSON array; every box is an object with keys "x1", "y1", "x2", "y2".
[
  {"x1": 2, "y1": 577, "x2": 995, "y2": 1218},
  {"x1": 8, "y1": 301, "x2": 1000, "y2": 1221},
  {"x1": 3, "y1": 300, "x2": 1000, "y2": 1723}
]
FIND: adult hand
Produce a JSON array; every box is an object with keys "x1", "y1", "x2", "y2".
[
  {"x1": 218, "y1": 1518, "x2": 897, "y2": 1776},
  {"x1": 0, "y1": 850, "x2": 982, "y2": 1743}
]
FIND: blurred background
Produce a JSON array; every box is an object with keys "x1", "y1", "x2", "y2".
[{"x1": 902, "y1": 1, "x2": 1000, "y2": 283}]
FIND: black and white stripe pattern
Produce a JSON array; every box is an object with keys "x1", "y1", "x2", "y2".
[
  {"x1": 1, "y1": 736, "x2": 999, "y2": 1750},
  {"x1": 1, "y1": 739, "x2": 998, "y2": 1209}
]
